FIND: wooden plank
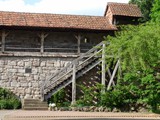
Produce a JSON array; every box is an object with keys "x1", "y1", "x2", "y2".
[{"x1": 72, "y1": 62, "x2": 76, "y2": 105}]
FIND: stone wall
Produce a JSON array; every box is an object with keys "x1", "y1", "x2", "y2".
[{"x1": 0, "y1": 56, "x2": 74, "y2": 100}]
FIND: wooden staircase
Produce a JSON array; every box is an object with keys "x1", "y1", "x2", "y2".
[
  {"x1": 42, "y1": 42, "x2": 105, "y2": 101},
  {"x1": 22, "y1": 41, "x2": 120, "y2": 109}
]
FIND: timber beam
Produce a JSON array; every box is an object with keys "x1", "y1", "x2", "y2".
[
  {"x1": 38, "y1": 32, "x2": 48, "y2": 53},
  {"x1": 1, "y1": 30, "x2": 9, "y2": 53},
  {"x1": 74, "y1": 34, "x2": 81, "y2": 54}
]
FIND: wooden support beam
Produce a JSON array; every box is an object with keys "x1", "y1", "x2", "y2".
[
  {"x1": 107, "y1": 68, "x2": 115, "y2": 86},
  {"x1": 107, "y1": 60, "x2": 120, "y2": 90},
  {"x1": 74, "y1": 34, "x2": 81, "y2": 54},
  {"x1": 1, "y1": 30, "x2": 9, "y2": 52},
  {"x1": 72, "y1": 62, "x2": 76, "y2": 105},
  {"x1": 101, "y1": 43, "x2": 106, "y2": 93},
  {"x1": 38, "y1": 32, "x2": 48, "y2": 53}
]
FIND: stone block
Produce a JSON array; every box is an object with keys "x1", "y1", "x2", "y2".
[
  {"x1": 46, "y1": 63, "x2": 54, "y2": 67},
  {"x1": 20, "y1": 82, "x2": 28, "y2": 87},
  {"x1": 17, "y1": 76, "x2": 24, "y2": 81},
  {"x1": 40, "y1": 61, "x2": 46, "y2": 67},
  {"x1": 11, "y1": 81, "x2": 18, "y2": 87},
  {"x1": 34, "y1": 75, "x2": 39, "y2": 80},
  {"x1": 18, "y1": 69, "x2": 25, "y2": 73},
  {"x1": 5, "y1": 66, "x2": 13, "y2": 69},
  {"x1": 28, "y1": 82, "x2": 32, "y2": 87},
  {"x1": 34, "y1": 95, "x2": 41, "y2": 99},
  {"x1": 25, "y1": 61, "x2": 31, "y2": 67},
  {"x1": 8, "y1": 69, "x2": 17, "y2": 73},
  {"x1": 24, "y1": 94, "x2": 32, "y2": 99},
  {"x1": 24, "y1": 73, "x2": 30, "y2": 77},
  {"x1": 32, "y1": 68, "x2": 38, "y2": 74},
  {"x1": 8, "y1": 61, "x2": 17, "y2": 66},
  {"x1": 32, "y1": 82, "x2": 39, "y2": 87},
  {"x1": 1, "y1": 75, "x2": 8, "y2": 80},
  {"x1": 32, "y1": 60, "x2": 40, "y2": 67},
  {"x1": 17, "y1": 61, "x2": 24, "y2": 67},
  {"x1": 16, "y1": 82, "x2": 21, "y2": 87},
  {"x1": 0, "y1": 60, "x2": 5, "y2": 65},
  {"x1": 0, "y1": 68, "x2": 3, "y2": 73},
  {"x1": 25, "y1": 88, "x2": 32, "y2": 94}
]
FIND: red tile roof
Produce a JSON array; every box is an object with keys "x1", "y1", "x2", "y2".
[
  {"x1": 104, "y1": 2, "x2": 142, "y2": 17},
  {"x1": 0, "y1": 11, "x2": 117, "y2": 31}
]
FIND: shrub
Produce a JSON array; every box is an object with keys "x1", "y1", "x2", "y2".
[
  {"x1": 0, "y1": 88, "x2": 21, "y2": 109},
  {"x1": 48, "y1": 88, "x2": 70, "y2": 107}
]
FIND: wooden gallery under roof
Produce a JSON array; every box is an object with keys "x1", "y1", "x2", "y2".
[{"x1": 0, "y1": 2, "x2": 142, "y2": 109}]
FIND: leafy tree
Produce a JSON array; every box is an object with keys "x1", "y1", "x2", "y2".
[
  {"x1": 105, "y1": 23, "x2": 160, "y2": 111},
  {"x1": 129, "y1": 0, "x2": 154, "y2": 22},
  {"x1": 151, "y1": 0, "x2": 160, "y2": 22}
]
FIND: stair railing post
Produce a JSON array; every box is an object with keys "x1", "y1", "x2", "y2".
[
  {"x1": 101, "y1": 43, "x2": 106, "y2": 93},
  {"x1": 72, "y1": 61, "x2": 76, "y2": 105},
  {"x1": 41, "y1": 80, "x2": 45, "y2": 101}
]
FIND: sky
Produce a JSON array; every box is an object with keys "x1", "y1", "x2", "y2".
[{"x1": 0, "y1": 0, "x2": 130, "y2": 16}]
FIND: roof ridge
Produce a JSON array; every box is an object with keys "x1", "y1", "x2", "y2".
[
  {"x1": 0, "y1": 10, "x2": 117, "y2": 31},
  {"x1": 0, "y1": 10, "x2": 105, "y2": 18},
  {"x1": 107, "y1": 2, "x2": 137, "y2": 6}
]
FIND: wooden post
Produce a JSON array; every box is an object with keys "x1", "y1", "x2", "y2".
[
  {"x1": 107, "y1": 60, "x2": 120, "y2": 90},
  {"x1": 72, "y1": 62, "x2": 76, "y2": 105},
  {"x1": 74, "y1": 34, "x2": 81, "y2": 54},
  {"x1": 1, "y1": 30, "x2": 8, "y2": 52},
  {"x1": 38, "y1": 32, "x2": 48, "y2": 53},
  {"x1": 101, "y1": 43, "x2": 106, "y2": 93},
  {"x1": 107, "y1": 68, "x2": 115, "y2": 86}
]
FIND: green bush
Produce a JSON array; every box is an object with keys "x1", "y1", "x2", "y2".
[
  {"x1": 48, "y1": 88, "x2": 70, "y2": 107},
  {"x1": 0, "y1": 88, "x2": 21, "y2": 109}
]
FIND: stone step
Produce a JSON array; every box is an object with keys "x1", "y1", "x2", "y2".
[
  {"x1": 23, "y1": 107, "x2": 48, "y2": 110},
  {"x1": 23, "y1": 99, "x2": 48, "y2": 110}
]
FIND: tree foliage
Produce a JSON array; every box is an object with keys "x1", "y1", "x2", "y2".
[
  {"x1": 106, "y1": 23, "x2": 160, "y2": 72},
  {"x1": 151, "y1": 0, "x2": 160, "y2": 22},
  {"x1": 129, "y1": 0, "x2": 154, "y2": 22},
  {"x1": 104, "y1": 22, "x2": 160, "y2": 111}
]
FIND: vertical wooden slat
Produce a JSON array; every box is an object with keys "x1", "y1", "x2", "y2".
[
  {"x1": 72, "y1": 62, "x2": 76, "y2": 105},
  {"x1": 101, "y1": 43, "x2": 106, "y2": 93}
]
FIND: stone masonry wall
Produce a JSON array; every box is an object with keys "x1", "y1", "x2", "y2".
[{"x1": 0, "y1": 56, "x2": 74, "y2": 100}]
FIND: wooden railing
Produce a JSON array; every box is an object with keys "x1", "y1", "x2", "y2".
[{"x1": 41, "y1": 41, "x2": 106, "y2": 102}]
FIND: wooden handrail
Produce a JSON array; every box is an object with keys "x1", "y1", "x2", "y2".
[{"x1": 42, "y1": 41, "x2": 105, "y2": 93}]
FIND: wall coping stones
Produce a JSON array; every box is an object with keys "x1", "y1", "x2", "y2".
[{"x1": 0, "y1": 52, "x2": 79, "y2": 58}]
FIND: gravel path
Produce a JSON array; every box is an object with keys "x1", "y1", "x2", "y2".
[
  {"x1": 1, "y1": 110, "x2": 160, "y2": 120},
  {"x1": 0, "y1": 110, "x2": 17, "y2": 120}
]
